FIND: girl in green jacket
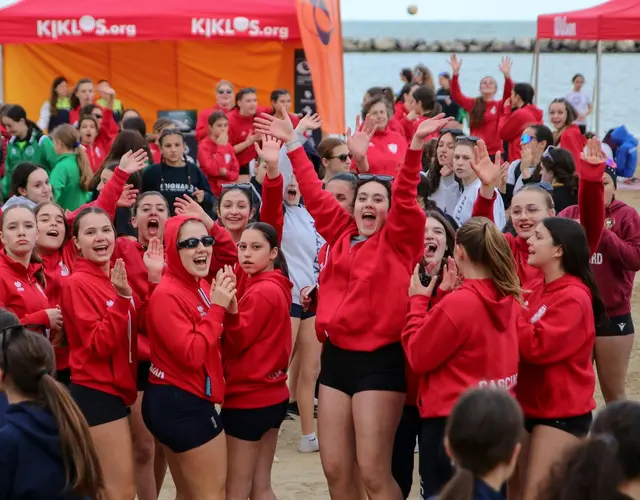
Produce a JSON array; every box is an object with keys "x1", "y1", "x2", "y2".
[
  {"x1": 1, "y1": 105, "x2": 58, "y2": 200},
  {"x1": 49, "y1": 124, "x2": 93, "y2": 211}
]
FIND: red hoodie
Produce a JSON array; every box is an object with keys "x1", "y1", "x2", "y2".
[
  {"x1": 61, "y1": 258, "x2": 138, "y2": 406},
  {"x1": 350, "y1": 127, "x2": 408, "y2": 176},
  {"x1": 197, "y1": 138, "x2": 240, "y2": 196},
  {"x1": 498, "y1": 104, "x2": 544, "y2": 161},
  {"x1": 70, "y1": 106, "x2": 119, "y2": 155},
  {"x1": 0, "y1": 124, "x2": 11, "y2": 178},
  {"x1": 228, "y1": 109, "x2": 258, "y2": 167},
  {"x1": 516, "y1": 274, "x2": 596, "y2": 418},
  {"x1": 560, "y1": 199, "x2": 640, "y2": 318},
  {"x1": 0, "y1": 251, "x2": 50, "y2": 329},
  {"x1": 394, "y1": 101, "x2": 407, "y2": 121},
  {"x1": 148, "y1": 142, "x2": 161, "y2": 165},
  {"x1": 195, "y1": 104, "x2": 234, "y2": 142},
  {"x1": 450, "y1": 75, "x2": 514, "y2": 155},
  {"x1": 403, "y1": 279, "x2": 520, "y2": 418},
  {"x1": 146, "y1": 216, "x2": 226, "y2": 403},
  {"x1": 471, "y1": 156, "x2": 606, "y2": 287},
  {"x1": 223, "y1": 270, "x2": 293, "y2": 408},
  {"x1": 288, "y1": 146, "x2": 425, "y2": 351},
  {"x1": 83, "y1": 143, "x2": 106, "y2": 173},
  {"x1": 559, "y1": 124, "x2": 587, "y2": 166}
]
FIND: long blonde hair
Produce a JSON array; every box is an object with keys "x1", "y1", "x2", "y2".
[{"x1": 51, "y1": 124, "x2": 93, "y2": 191}]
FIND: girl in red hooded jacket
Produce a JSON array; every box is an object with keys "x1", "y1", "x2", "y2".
[
  {"x1": 255, "y1": 110, "x2": 451, "y2": 499},
  {"x1": 141, "y1": 215, "x2": 236, "y2": 500},
  {"x1": 78, "y1": 115, "x2": 105, "y2": 173},
  {"x1": 402, "y1": 217, "x2": 522, "y2": 499},
  {"x1": 69, "y1": 80, "x2": 119, "y2": 154},
  {"x1": 559, "y1": 165, "x2": 640, "y2": 405},
  {"x1": 0, "y1": 205, "x2": 61, "y2": 333},
  {"x1": 228, "y1": 88, "x2": 262, "y2": 183},
  {"x1": 399, "y1": 86, "x2": 443, "y2": 143},
  {"x1": 195, "y1": 79, "x2": 235, "y2": 142},
  {"x1": 60, "y1": 207, "x2": 139, "y2": 500},
  {"x1": 549, "y1": 98, "x2": 587, "y2": 165},
  {"x1": 498, "y1": 83, "x2": 544, "y2": 161},
  {"x1": 221, "y1": 222, "x2": 293, "y2": 499},
  {"x1": 449, "y1": 54, "x2": 513, "y2": 157},
  {"x1": 351, "y1": 96, "x2": 408, "y2": 176},
  {"x1": 197, "y1": 111, "x2": 240, "y2": 197}
]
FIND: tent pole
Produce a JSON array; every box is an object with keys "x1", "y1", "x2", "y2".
[
  {"x1": 595, "y1": 40, "x2": 602, "y2": 136},
  {"x1": 533, "y1": 39, "x2": 541, "y2": 105}
]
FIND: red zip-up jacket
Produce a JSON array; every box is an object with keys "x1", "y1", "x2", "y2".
[
  {"x1": 61, "y1": 258, "x2": 138, "y2": 406},
  {"x1": 450, "y1": 75, "x2": 514, "y2": 155},
  {"x1": 394, "y1": 101, "x2": 407, "y2": 121},
  {"x1": 471, "y1": 156, "x2": 606, "y2": 287},
  {"x1": 196, "y1": 104, "x2": 234, "y2": 142},
  {"x1": 146, "y1": 216, "x2": 226, "y2": 403},
  {"x1": 498, "y1": 104, "x2": 544, "y2": 161},
  {"x1": 228, "y1": 109, "x2": 258, "y2": 167},
  {"x1": 223, "y1": 270, "x2": 293, "y2": 408},
  {"x1": 113, "y1": 221, "x2": 237, "y2": 361},
  {"x1": 0, "y1": 251, "x2": 50, "y2": 329},
  {"x1": 70, "y1": 106, "x2": 119, "y2": 155},
  {"x1": 148, "y1": 142, "x2": 161, "y2": 165},
  {"x1": 403, "y1": 279, "x2": 520, "y2": 418},
  {"x1": 197, "y1": 138, "x2": 240, "y2": 197},
  {"x1": 288, "y1": 146, "x2": 425, "y2": 351},
  {"x1": 559, "y1": 124, "x2": 587, "y2": 167},
  {"x1": 350, "y1": 127, "x2": 408, "y2": 176},
  {"x1": 388, "y1": 117, "x2": 405, "y2": 137},
  {"x1": 516, "y1": 274, "x2": 596, "y2": 418},
  {"x1": 560, "y1": 199, "x2": 640, "y2": 319},
  {"x1": 83, "y1": 142, "x2": 105, "y2": 173}
]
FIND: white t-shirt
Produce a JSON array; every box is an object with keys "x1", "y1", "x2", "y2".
[
  {"x1": 428, "y1": 174, "x2": 461, "y2": 215},
  {"x1": 453, "y1": 178, "x2": 506, "y2": 230},
  {"x1": 565, "y1": 90, "x2": 592, "y2": 125}
]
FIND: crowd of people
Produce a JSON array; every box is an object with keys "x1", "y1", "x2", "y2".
[{"x1": 0, "y1": 54, "x2": 639, "y2": 500}]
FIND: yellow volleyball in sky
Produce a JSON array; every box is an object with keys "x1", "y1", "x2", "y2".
[{"x1": 407, "y1": 4, "x2": 418, "y2": 15}]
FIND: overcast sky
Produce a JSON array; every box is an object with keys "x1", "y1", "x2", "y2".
[{"x1": 340, "y1": 0, "x2": 605, "y2": 21}]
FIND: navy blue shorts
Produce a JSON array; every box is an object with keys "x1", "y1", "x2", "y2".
[
  {"x1": 290, "y1": 303, "x2": 316, "y2": 320},
  {"x1": 137, "y1": 361, "x2": 151, "y2": 392},
  {"x1": 221, "y1": 400, "x2": 289, "y2": 442},
  {"x1": 69, "y1": 383, "x2": 130, "y2": 427},
  {"x1": 142, "y1": 383, "x2": 223, "y2": 453}
]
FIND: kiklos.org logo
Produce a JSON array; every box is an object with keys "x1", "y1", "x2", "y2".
[{"x1": 37, "y1": 15, "x2": 137, "y2": 39}]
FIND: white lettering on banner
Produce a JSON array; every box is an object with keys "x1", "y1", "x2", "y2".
[
  {"x1": 37, "y1": 15, "x2": 137, "y2": 39},
  {"x1": 590, "y1": 253, "x2": 603, "y2": 265},
  {"x1": 191, "y1": 17, "x2": 289, "y2": 40},
  {"x1": 479, "y1": 374, "x2": 518, "y2": 391},
  {"x1": 554, "y1": 16, "x2": 577, "y2": 37}
]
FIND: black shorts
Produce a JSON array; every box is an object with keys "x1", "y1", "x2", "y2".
[
  {"x1": 290, "y1": 303, "x2": 316, "y2": 320},
  {"x1": 137, "y1": 361, "x2": 151, "y2": 392},
  {"x1": 318, "y1": 340, "x2": 406, "y2": 397},
  {"x1": 69, "y1": 383, "x2": 130, "y2": 427},
  {"x1": 55, "y1": 368, "x2": 71, "y2": 386},
  {"x1": 221, "y1": 399, "x2": 289, "y2": 442},
  {"x1": 597, "y1": 313, "x2": 634, "y2": 337},
  {"x1": 419, "y1": 417, "x2": 453, "y2": 499},
  {"x1": 239, "y1": 163, "x2": 250, "y2": 176},
  {"x1": 524, "y1": 412, "x2": 593, "y2": 438},
  {"x1": 142, "y1": 383, "x2": 223, "y2": 453}
]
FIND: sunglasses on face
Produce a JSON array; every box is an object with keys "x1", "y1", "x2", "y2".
[
  {"x1": 358, "y1": 173, "x2": 394, "y2": 183},
  {"x1": 217, "y1": 89, "x2": 233, "y2": 95},
  {"x1": 521, "y1": 133, "x2": 533, "y2": 145},
  {"x1": 177, "y1": 236, "x2": 215, "y2": 250},
  {"x1": 328, "y1": 153, "x2": 352, "y2": 162}
]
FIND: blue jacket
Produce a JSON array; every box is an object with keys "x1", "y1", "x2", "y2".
[
  {"x1": 0, "y1": 402, "x2": 89, "y2": 500},
  {"x1": 610, "y1": 125, "x2": 638, "y2": 179}
]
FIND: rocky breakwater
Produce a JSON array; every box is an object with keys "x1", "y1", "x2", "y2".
[{"x1": 343, "y1": 37, "x2": 640, "y2": 53}]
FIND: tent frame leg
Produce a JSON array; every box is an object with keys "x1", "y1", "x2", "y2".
[
  {"x1": 595, "y1": 40, "x2": 602, "y2": 136},
  {"x1": 532, "y1": 39, "x2": 541, "y2": 105}
]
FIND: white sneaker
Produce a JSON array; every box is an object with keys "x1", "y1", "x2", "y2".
[{"x1": 298, "y1": 436, "x2": 320, "y2": 453}]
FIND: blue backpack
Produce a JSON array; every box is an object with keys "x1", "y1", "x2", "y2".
[{"x1": 605, "y1": 125, "x2": 638, "y2": 179}]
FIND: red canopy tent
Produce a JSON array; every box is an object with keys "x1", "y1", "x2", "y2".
[
  {"x1": 0, "y1": 0, "x2": 302, "y2": 127},
  {"x1": 535, "y1": 0, "x2": 640, "y2": 134}
]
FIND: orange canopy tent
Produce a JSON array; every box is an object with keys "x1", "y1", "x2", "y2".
[{"x1": 0, "y1": 0, "x2": 305, "y2": 128}]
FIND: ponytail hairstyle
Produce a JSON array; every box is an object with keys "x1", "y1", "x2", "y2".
[
  {"x1": 440, "y1": 388, "x2": 524, "y2": 500},
  {"x1": 5, "y1": 104, "x2": 42, "y2": 135},
  {"x1": 70, "y1": 78, "x2": 93, "y2": 110},
  {"x1": 540, "y1": 147, "x2": 578, "y2": 197},
  {"x1": 542, "y1": 401, "x2": 640, "y2": 500},
  {"x1": 147, "y1": 117, "x2": 174, "y2": 143},
  {"x1": 412, "y1": 86, "x2": 442, "y2": 117},
  {"x1": 49, "y1": 76, "x2": 67, "y2": 118},
  {"x1": 396, "y1": 83, "x2": 413, "y2": 105},
  {"x1": 0, "y1": 314, "x2": 103, "y2": 496},
  {"x1": 0, "y1": 204, "x2": 46, "y2": 288},
  {"x1": 50, "y1": 124, "x2": 93, "y2": 191},
  {"x1": 540, "y1": 217, "x2": 608, "y2": 331},
  {"x1": 513, "y1": 83, "x2": 535, "y2": 107},
  {"x1": 243, "y1": 222, "x2": 289, "y2": 279},
  {"x1": 470, "y1": 98, "x2": 486, "y2": 127},
  {"x1": 455, "y1": 217, "x2": 523, "y2": 303},
  {"x1": 365, "y1": 86, "x2": 395, "y2": 105}
]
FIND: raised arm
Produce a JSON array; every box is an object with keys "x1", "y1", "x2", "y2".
[
  {"x1": 499, "y1": 57, "x2": 514, "y2": 104},
  {"x1": 577, "y1": 138, "x2": 607, "y2": 254},
  {"x1": 448, "y1": 55, "x2": 475, "y2": 111},
  {"x1": 255, "y1": 136, "x2": 285, "y2": 241}
]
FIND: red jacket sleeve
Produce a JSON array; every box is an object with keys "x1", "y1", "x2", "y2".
[
  {"x1": 471, "y1": 191, "x2": 497, "y2": 222},
  {"x1": 209, "y1": 222, "x2": 238, "y2": 274},
  {"x1": 21, "y1": 309, "x2": 51, "y2": 328},
  {"x1": 599, "y1": 210, "x2": 640, "y2": 271},
  {"x1": 577, "y1": 158, "x2": 606, "y2": 255},
  {"x1": 402, "y1": 294, "x2": 468, "y2": 375},
  {"x1": 223, "y1": 290, "x2": 273, "y2": 356},
  {"x1": 67, "y1": 166, "x2": 129, "y2": 222},
  {"x1": 498, "y1": 106, "x2": 527, "y2": 141},
  {"x1": 288, "y1": 147, "x2": 354, "y2": 246},
  {"x1": 148, "y1": 293, "x2": 226, "y2": 370},
  {"x1": 259, "y1": 173, "x2": 284, "y2": 242},
  {"x1": 385, "y1": 148, "x2": 427, "y2": 261},
  {"x1": 501, "y1": 78, "x2": 514, "y2": 104},
  {"x1": 518, "y1": 296, "x2": 590, "y2": 364},
  {"x1": 450, "y1": 75, "x2": 476, "y2": 111},
  {"x1": 100, "y1": 107, "x2": 119, "y2": 143},
  {"x1": 196, "y1": 108, "x2": 212, "y2": 142},
  {"x1": 61, "y1": 283, "x2": 131, "y2": 358},
  {"x1": 560, "y1": 127, "x2": 587, "y2": 166}
]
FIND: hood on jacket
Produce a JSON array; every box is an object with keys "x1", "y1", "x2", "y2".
[
  {"x1": 520, "y1": 104, "x2": 544, "y2": 123},
  {"x1": 246, "y1": 269, "x2": 293, "y2": 296},
  {"x1": 164, "y1": 215, "x2": 208, "y2": 285},
  {"x1": 4, "y1": 402, "x2": 62, "y2": 462},
  {"x1": 610, "y1": 125, "x2": 638, "y2": 147},
  {"x1": 459, "y1": 278, "x2": 517, "y2": 332}
]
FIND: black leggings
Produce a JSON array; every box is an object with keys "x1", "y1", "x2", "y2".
[
  {"x1": 392, "y1": 405, "x2": 421, "y2": 499},
  {"x1": 419, "y1": 417, "x2": 453, "y2": 499}
]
